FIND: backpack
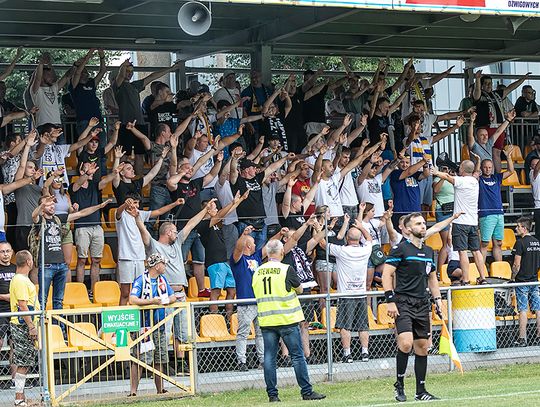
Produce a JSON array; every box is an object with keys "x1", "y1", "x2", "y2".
[{"x1": 28, "y1": 216, "x2": 69, "y2": 263}]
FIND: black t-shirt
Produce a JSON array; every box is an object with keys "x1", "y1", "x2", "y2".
[
  {"x1": 285, "y1": 264, "x2": 301, "y2": 292},
  {"x1": 0, "y1": 99, "x2": 18, "y2": 139},
  {"x1": 69, "y1": 178, "x2": 100, "y2": 228},
  {"x1": 386, "y1": 239, "x2": 435, "y2": 299},
  {"x1": 113, "y1": 178, "x2": 144, "y2": 204},
  {"x1": 34, "y1": 216, "x2": 65, "y2": 264},
  {"x1": 231, "y1": 172, "x2": 266, "y2": 227},
  {"x1": 315, "y1": 230, "x2": 343, "y2": 262},
  {"x1": 149, "y1": 102, "x2": 178, "y2": 139},
  {"x1": 512, "y1": 235, "x2": 540, "y2": 282},
  {"x1": 171, "y1": 177, "x2": 204, "y2": 227},
  {"x1": 261, "y1": 115, "x2": 288, "y2": 151},
  {"x1": 367, "y1": 114, "x2": 390, "y2": 146},
  {"x1": 78, "y1": 147, "x2": 105, "y2": 167},
  {"x1": 281, "y1": 213, "x2": 310, "y2": 247},
  {"x1": 197, "y1": 219, "x2": 227, "y2": 267},
  {"x1": 514, "y1": 96, "x2": 538, "y2": 117},
  {"x1": 282, "y1": 91, "x2": 304, "y2": 152},
  {"x1": 473, "y1": 89, "x2": 505, "y2": 127},
  {"x1": 0, "y1": 264, "x2": 16, "y2": 312},
  {"x1": 301, "y1": 84, "x2": 328, "y2": 124}
]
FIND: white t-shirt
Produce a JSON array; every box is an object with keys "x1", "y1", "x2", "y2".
[
  {"x1": 147, "y1": 233, "x2": 187, "y2": 286},
  {"x1": 213, "y1": 87, "x2": 243, "y2": 119},
  {"x1": 116, "y1": 210, "x2": 151, "y2": 261},
  {"x1": 214, "y1": 180, "x2": 237, "y2": 225},
  {"x1": 356, "y1": 173, "x2": 385, "y2": 217},
  {"x1": 452, "y1": 175, "x2": 479, "y2": 226},
  {"x1": 325, "y1": 99, "x2": 346, "y2": 116},
  {"x1": 362, "y1": 218, "x2": 382, "y2": 246},
  {"x1": 189, "y1": 146, "x2": 216, "y2": 189},
  {"x1": 446, "y1": 244, "x2": 460, "y2": 262},
  {"x1": 328, "y1": 243, "x2": 372, "y2": 295},
  {"x1": 32, "y1": 83, "x2": 62, "y2": 126},
  {"x1": 335, "y1": 167, "x2": 358, "y2": 207},
  {"x1": 38, "y1": 144, "x2": 71, "y2": 186},
  {"x1": 188, "y1": 113, "x2": 217, "y2": 137},
  {"x1": 0, "y1": 192, "x2": 4, "y2": 232},
  {"x1": 405, "y1": 112, "x2": 437, "y2": 139},
  {"x1": 305, "y1": 149, "x2": 335, "y2": 178},
  {"x1": 315, "y1": 172, "x2": 344, "y2": 217},
  {"x1": 531, "y1": 170, "x2": 540, "y2": 209}
]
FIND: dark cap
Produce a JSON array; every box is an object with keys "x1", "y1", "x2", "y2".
[{"x1": 239, "y1": 159, "x2": 256, "y2": 170}]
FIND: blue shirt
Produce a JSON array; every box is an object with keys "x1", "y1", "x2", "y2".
[
  {"x1": 230, "y1": 249, "x2": 263, "y2": 302},
  {"x1": 130, "y1": 274, "x2": 174, "y2": 325},
  {"x1": 390, "y1": 169, "x2": 422, "y2": 214},
  {"x1": 216, "y1": 118, "x2": 242, "y2": 160},
  {"x1": 478, "y1": 172, "x2": 504, "y2": 218}
]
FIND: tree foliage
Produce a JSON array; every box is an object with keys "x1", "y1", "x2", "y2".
[{"x1": 0, "y1": 47, "x2": 120, "y2": 107}]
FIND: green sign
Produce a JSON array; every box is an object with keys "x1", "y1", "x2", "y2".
[{"x1": 102, "y1": 309, "x2": 140, "y2": 333}]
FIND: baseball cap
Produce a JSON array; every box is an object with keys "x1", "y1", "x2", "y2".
[
  {"x1": 146, "y1": 253, "x2": 167, "y2": 267},
  {"x1": 239, "y1": 158, "x2": 256, "y2": 170},
  {"x1": 222, "y1": 69, "x2": 235, "y2": 79}
]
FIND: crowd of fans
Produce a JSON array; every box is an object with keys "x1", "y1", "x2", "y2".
[{"x1": 1, "y1": 48, "x2": 540, "y2": 381}]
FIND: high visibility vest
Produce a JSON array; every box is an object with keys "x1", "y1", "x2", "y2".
[{"x1": 252, "y1": 261, "x2": 304, "y2": 327}]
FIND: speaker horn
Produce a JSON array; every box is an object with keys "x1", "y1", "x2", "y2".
[
  {"x1": 436, "y1": 152, "x2": 459, "y2": 173},
  {"x1": 505, "y1": 17, "x2": 529, "y2": 35},
  {"x1": 178, "y1": 1, "x2": 212, "y2": 36}
]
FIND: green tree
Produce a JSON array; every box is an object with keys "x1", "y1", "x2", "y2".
[{"x1": 0, "y1": 47, "x2": 119, "y2": 107}]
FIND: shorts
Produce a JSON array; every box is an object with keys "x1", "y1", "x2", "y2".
[
  {"x1": 131, "y1": 326, "x2": 169, "y2": 365},
  {"x1": 451, "y1": 223, "x2": 480, "y2": 252},
  {"x1": 173, "y1": 306, "x2": 189, "y2": 343},
  {"x1": 299, "y1": 288, "x2": 317, "y2": 323},
  {"x1": 435, "y1": 209, "x2": 452, "y2": 231},
  {"x1": 335, "y1": 297, "x2": 369, "y2": 332},
  {"x1": 181, "y1": 229, "x2": 205, "y2": 265},
  {"x1": 75, "y1": 225, "x2": 105, "y2": 258},
  {"x1": 207, "y1": 262, "x2": 235, "y2": 289},
  {"x1": 117, "y1": 260, "x2": 145, "y2": 284},
  {"x1": 315, "y1": 260, "x2": 336, "y2": 273},
  {"x1": 62, "y1": 229, "x2": 73, "y2": 245},
  {"x1": 119, "y1": 124, "x2": 147, "y2": 155},
  {"x1": 418, "y1": 176, "x2": 433, "y2": 207},
  {"x1": 394, "y1": 295, "x2": 431, "y2": 340},
  {"x1": 10, "y1": 323, "x2": 37, "y2": 367},
  {"x1": 0, "y1": 317, "x2": 11, "y2": 341},
  {"x1": 447, "y1": 260, "x2": 461, "y2": 281},
  {"x1": 515, "y1": 285, "x2": 540, "y2": 312},
  {"x1": 479, "y1": 214, "x2": 504, "y2": 242}
]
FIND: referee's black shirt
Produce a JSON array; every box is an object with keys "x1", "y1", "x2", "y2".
[{"x1": 385, "y1": 239, "x2": 436, "y2": 299}]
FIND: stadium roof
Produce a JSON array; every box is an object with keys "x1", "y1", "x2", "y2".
[{"x1": 1, "y1": 0, "x2": 540, "y2": 66}]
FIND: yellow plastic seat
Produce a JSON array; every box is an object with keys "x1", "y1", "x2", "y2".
[
  {"x1": 195, "y1": 333, "x2": 211, "y2": 343},
  {"x1": 469, "y1": 263, "x2": 488, "y2": 284},
  {"x1": 63, "y1": 282, "x2": 100, "y2": 309},
  {"x1": 199, "y1": 314, "x2": 235, "y2": 341},
  {"x1": 65, "y1": 152, "x2": 78, "y2": 171},
  {"x1": 439, "y1": 264, "x2": 451, "y2": 286},
  {"x1": 101, "y1": 244, "x2": 117, "y2": 269},
  {"x1": 427, "y1": 200, "x2": 436, "y2": 222},
  {"x1": 502, "y1": 171, "x2": 521, "y2": 187},
  {"x1": 490, "y1": 261, "x2": 512, "y2": 280},
  {"x1": 187, "y1": 276, "x2": 210, "y2": 302},
  {"x1": 35, "y1": 285, "x2": 53, "y2": 310},
  {"x1": 93, "y1": 281, "x2": 120, "y2": 306},
  {"x1": 502, "y1": 228, "x2": 516, "y2": 251},
  {"x1": 425, "y1": 233, "x2": 443, "y2": 251},
  {"x1": 230, "y1": 313, "x2": 255, "y2": 339},
  {"x1": 377, "y1": 303, "x2": 395, "y2": 328},
  {"x1": 50, "y1": 324, "x2": 78, "y2": 352},
  {"x1": 69, "y1": 322, "x2": 106, "y2": 350},
  {"x1": 506, "y1": 145, "x2": 525, "y2": 164},
  {"x1": 368, "y1": 306, "x2": 391, "y2": 330},
  {"x1": 431, "y1": 299, "x2": 449, "y2": 326},
  {"x1": 142, "y1": 183, "x2": 150, "y2": 198},
  {"x1": 101, "y1": 177, "x2": 115, "y2": 199},
  {"x1": 321, "y1": 306, "x2": 337, "y2": 332}
]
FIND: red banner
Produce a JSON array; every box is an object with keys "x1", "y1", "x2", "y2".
[{"x1": 405, "y1": 0, "x2": 486, "y2": 6}]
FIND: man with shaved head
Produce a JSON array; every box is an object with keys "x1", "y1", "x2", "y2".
[
  {"x1": 321, "y1": 221, "x2": 373, "y2": 363},
  {"x1": 432, "y1": 159, "x2": 487, "y2": 285}
]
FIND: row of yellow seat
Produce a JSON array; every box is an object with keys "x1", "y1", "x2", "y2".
[
  {"x1": 424, "y1": 228, "x2": 516, "y2": 252},
  {"x1": 40, "y1": 281, "x2": 120, "y2": 310}
]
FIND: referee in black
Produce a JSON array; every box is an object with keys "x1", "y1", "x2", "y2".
[{"x1": 382, "y1": 212, "x2": 443, "y2": 402}]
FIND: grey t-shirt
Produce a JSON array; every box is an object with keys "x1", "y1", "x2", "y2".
[
  {"x1": 34, "y1": 216, "x2": 65, "y2": 264},
  {"x1": 147, "y1": 231, "x2": 187, "y2": 286},
  {"x1": 262, "y1": 181, "x2": 279, "y2": 226},
  {"x1": 471, "y1": 138, "x2": 494, "y2": 162},
  {"x1": 149, "y1": 141, "x2": 170, "y2": 186},
  {"x1": 113, "y1": 79, "x2": 145, "y2": 123},
  {"x1": 15, "y1": 183, "x2": 42, "y2": 226}
]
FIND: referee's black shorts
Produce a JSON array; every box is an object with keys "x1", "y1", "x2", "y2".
[{"x1": 395, "y1": 295, "x2": 431, "y2": 340}]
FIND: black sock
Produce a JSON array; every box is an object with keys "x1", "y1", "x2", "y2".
[
  {"x1": 414, "y1": 354, "x2": 428, "y2": 394},
  {"x1": 396, "y1": 349, "x2": 409, "y2": 385}
]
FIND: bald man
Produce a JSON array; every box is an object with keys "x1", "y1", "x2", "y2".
[
  {"x1": 432, "y1": 159, "x2": 487, "y2": 285},
  {"x1": 321, "y1": 222, "x2": 373, "y2": 362}
]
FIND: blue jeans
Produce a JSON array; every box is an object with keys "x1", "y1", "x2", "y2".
[
  {"x1": 181, "y1": 229, "x2": 205, "y2": 264},
  {"x1": 237, "y1": 222, "x2": 267, "y2": 251},
  {"x1": 262, "y1": 324, "x2": 312, "y2": 398},
  {"x1": 38, "y1": 263, "x2": 68, "y2": 310}
]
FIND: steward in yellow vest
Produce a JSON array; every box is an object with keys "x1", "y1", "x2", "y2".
[{"x1": 251, "y1": 239, "x2": 325, "y2": 402}]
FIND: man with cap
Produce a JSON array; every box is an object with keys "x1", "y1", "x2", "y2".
[
  {"x1": 525, "y1": 136, "x2": 540, "y2": 184},
  {"x1": 230, "y1": 151, "x2": 293, "y2": 250},
  {"x1": 129, "y1": 252, "x2": 177, "y2": 396},
  {"x1": 252, "y1": 239, "x2": 326, "y2": 402},
  {"x1": 213, "y1": 70, "x2": 244, "y2": 120}
]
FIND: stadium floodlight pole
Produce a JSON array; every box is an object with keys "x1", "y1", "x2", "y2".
[
  {"x1": 324, "y1": 216, "x2": 333, "y2": 381},
  {"x1": 40, "y1": 223, "x2": 51, "y2": 405},
  {"x1": 447, "y1": 287, "x2": 454, "y2": 372}
]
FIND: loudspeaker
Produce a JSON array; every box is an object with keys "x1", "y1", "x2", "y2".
[
  {"x1": 178, "y1": 1, "x2": 212, "y2": 36},
  {"x1": 436, "y1": 152, "x2": 459, "y2": 173}
]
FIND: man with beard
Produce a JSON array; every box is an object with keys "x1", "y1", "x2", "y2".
[{"x1": 383, "y1": 212, "x2": 442, "y2": 402}]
